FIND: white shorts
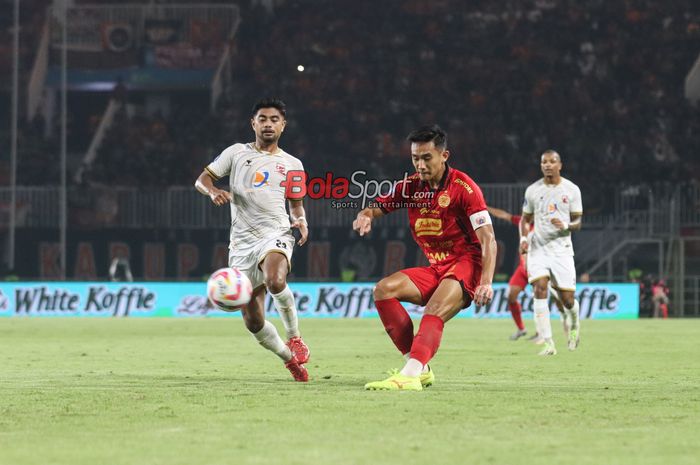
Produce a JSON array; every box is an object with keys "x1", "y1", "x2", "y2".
[
  {"x1": 526, "y1": 251, "x2": 576, "y2": 291},
  {"x1": 228, "y1": 232, "x2": 295, "y2": 290}
]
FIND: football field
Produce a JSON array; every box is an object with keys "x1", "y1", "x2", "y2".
[{"x1": 1, "y1": 318, "x2": 698, "y2": 465}]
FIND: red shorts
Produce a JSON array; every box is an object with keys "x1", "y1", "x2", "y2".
[
  {"x1": 508, "y1": 261, "x2": 528, "y2": 289},
  {"x1": 400, "y1": 255, "x2": 482, "y2": 306}
]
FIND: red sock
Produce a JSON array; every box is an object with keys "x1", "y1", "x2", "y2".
[
  {"x1": 375, "y1": 298, "x2": 414, "y2": 354},
  {"x1": 409, "y1": 314, "x2": 445, "y2": 365},
  {"x1": 508, "y1": 301, "x2": 525, "y2": 330},
  {"x1": 661, "y1": 303, "x2": 668, "y2": 319}
]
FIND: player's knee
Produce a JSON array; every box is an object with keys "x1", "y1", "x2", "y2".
[
  {"x1": 423, "y1": 300, "x2": 450, "y2": 320},
  {"x1": 243, "y1": 315, "x2": 265, "y2": 333},
  {"x1": 507, "y1": 287, "x2": 520, "y2": 304},
  {"x1": 264, "y1": 274, "x2": 286, "y2": 294},
  {"x1": 533, "y1": 282, "x2": 548, "y2": 299},
  {"x1": 562, "y1": 295, "x2": 575, "y2": 309},
  {"x1": 373, "y1": 279, "x2": 395, "y2": 300}
]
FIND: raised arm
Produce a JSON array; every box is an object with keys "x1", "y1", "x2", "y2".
[
  {"x1": 195, "y1": 171, "x2": 232, "y2": 206},
  {"x1": 474, "y1": 224, "x2": 497, "y2": 306},
  {"x1": 352, "y1": 207, "x2": 385, "y2": 237},
  {"x1": 289, "y1": 199, "x2": 308, "y2": 246}
]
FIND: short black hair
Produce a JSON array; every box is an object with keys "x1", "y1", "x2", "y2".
[
  {"x1": 252, "y1": 98, "x2": 287, "y2": 118},
  {"x1": 407, "y1": 124, "x2": 447, "y2": 150}
]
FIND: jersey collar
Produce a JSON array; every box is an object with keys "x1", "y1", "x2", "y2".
[{"x1": 249, "y1": 142, "x2": 281, "y2": 155}]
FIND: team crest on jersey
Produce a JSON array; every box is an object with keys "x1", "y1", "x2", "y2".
[
  {"x1": 275, "y1": 163, "x2": 286, "y2": 175},
  {"x1": 253, "y1": 170, "x2": 270, "y2": 187},
  {"x1": 562, "y1": 195, "x2": 569, "y2": 204},
  {"x1": 438, "y1": 193, "x2": 450, "y2": 208}
]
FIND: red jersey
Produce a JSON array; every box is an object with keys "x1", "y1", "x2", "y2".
[{"x1": 375, "y1": 166, "x2": 489, "y2": 268}]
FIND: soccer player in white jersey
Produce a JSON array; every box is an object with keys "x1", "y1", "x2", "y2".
[
  {"x1": 519, "y1": 150, "x2": 583, "y2": 355},
  {"x1": 194, "y1": 98, "x2": 310, "y2": 381}
]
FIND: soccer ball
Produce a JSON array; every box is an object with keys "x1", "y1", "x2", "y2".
[{"x1": 207, "y1": 267, "x2": 253, "y2": 311}]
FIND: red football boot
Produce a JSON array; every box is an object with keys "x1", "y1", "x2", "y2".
[
  {"x1": 284, "y1": 356, "x2": 309, "y2": 382},
  {"x1": 286, "y1": 336, "x2": 310, "y2": 364}
]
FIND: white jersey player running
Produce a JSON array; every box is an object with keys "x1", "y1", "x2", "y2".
[
  {"x1": 195, "y1": 98, "x2": 310, "y2": 382},
  {"x1": 519, "y1": 150, "x2": 583, "y2": 355}
]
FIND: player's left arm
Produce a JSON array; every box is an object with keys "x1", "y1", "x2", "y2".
[
  {"x1": 288, "y1": 199, "x2": 308, "y2": 246},
  {"x1": 551, "y1": 185, "x2": 583, "y2": 233},
  {"x1": 474, "y1": 223, "x2": 497, "y2": 306}
]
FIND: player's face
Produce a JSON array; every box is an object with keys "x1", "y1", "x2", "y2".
[
  {"x1": 251, "y1": 108, "x2": 286, "y2": 144},
  {"x1": 540, "y1": 152, "x2": 562, "y2": 177},
  {"x1": 411, "y1": 142, "x2": 448, "y2": 182}
]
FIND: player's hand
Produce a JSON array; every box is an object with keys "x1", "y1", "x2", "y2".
[
  {"x1": 209, "y1": 188, "x2": 232, "y2": 206},
  {"x1": 473, "y1": 284, "x2": 494, "y2": 306},
  {"x1": 551, "y1": 218, "x2": 567, "y2": 230},
  {"x1": 353, "y1": 213, "x2": 372, "y2": 236},
  {"x1": 291, "y1": 218, "x2": 308, "y2": 246},
  {"x1": 519, "y1": 241, "x2": 529, "y2": 254}
]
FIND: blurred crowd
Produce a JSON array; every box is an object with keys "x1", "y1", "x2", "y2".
[{"x1": 2, "y1": 0, "x2": 700, "y2": 216}]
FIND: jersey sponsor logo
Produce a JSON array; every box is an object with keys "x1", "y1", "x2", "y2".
[
  {"x1": 454, "y1": 178, "x2": 473, "y2": 193},
  {"x1": 253, "y1": 170, "x2": 270, "y2": 187},
  {"x1": 438, "y1": 193, "x2": 451, "y2": 208},
  {"x1": 548, "y1": 203, "x2": 558, "y2": 213},
  {"x1": 419, "y1": 208, "x2": 441, "y2": 215},
  {"x1": 415, "y1": 218, "x2": 443, "y2": 237},
  {"x1": 426, "y1": 251, "x2": 450, "y2": 262},
  {"x1": 422, "y1": 240, "x2": 454, "y2": 249}
]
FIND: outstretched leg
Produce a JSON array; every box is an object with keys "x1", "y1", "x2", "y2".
[
  {"x1": 242, "y1": 285, "x2": 307, "y2": 382},
  {"x1": 260, "y1": 251, "x2": 309, "y2": 363}
]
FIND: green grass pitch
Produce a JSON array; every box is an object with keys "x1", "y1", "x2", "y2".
[{"x1": 1, "y1": 318, "x2": 698, "y2": 465}]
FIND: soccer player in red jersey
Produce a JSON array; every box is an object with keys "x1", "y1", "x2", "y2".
[{"x1": 353, "y1": 125, "x2": 497, "y2": 391}]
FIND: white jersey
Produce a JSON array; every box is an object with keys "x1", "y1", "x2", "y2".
[
  {"x1": 522, "y1": 177, "x2": 582, "y2": 256},
  {"x1": 205, "y1": 142, "x2": 304, "y2": 249}
]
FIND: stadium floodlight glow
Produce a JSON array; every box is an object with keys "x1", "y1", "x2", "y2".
[{"x1": 297, "y1": 65, "x2": 305, "y2": 72}]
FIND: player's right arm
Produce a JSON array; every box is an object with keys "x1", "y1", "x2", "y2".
[
  {"x1": 519, "y1": 186, "x2": 534, "y2": 254},
  {"x1": 195, "y1": 171, "x2": 232, "y2": 206},
  {"x1": 195, "y1": 145, "x2": 238, "y2": 206},
  {"x1": 353, "y1": 207, "x2": 384, "y2": 236},
  {"x1": 519, "y1": 213, "x2": 534, "y2": 254},
  {"x1": 354, "y1": 176, "x2": 413, "y2": 236}
]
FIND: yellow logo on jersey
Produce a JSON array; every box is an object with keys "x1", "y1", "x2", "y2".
[
  {"x1": 415, "y1": 218, "x2": 443, "y2": 237},
  {"x1": 438, "y1": 193, "x2": 450, "y2": 208},
  {"x1": 427, "y1": 251, "x2": 450, "y2": 262},
  {"x1": 454, "y1": 178, "x2": 473, "y2": 193}
]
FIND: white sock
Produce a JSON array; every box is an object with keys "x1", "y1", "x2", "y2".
[
  {"x1": 565, "y1": 299, "x2": 580, "y2": 330},
  {"x1": 251, "y1": 320, "x2": 292, "y2": 362},
  {"x1": 270, "y1": 285, "x2": 300, "y2": 339},
  {"x1": 533, "y1": 298, "x2": 553, "y2": 344},
  {"x1": 400, "y1": 358, "x2": 423, "y2": 378},
  {"x1": 404, "y1": 353, "x2": 429, "y2": 373}
]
